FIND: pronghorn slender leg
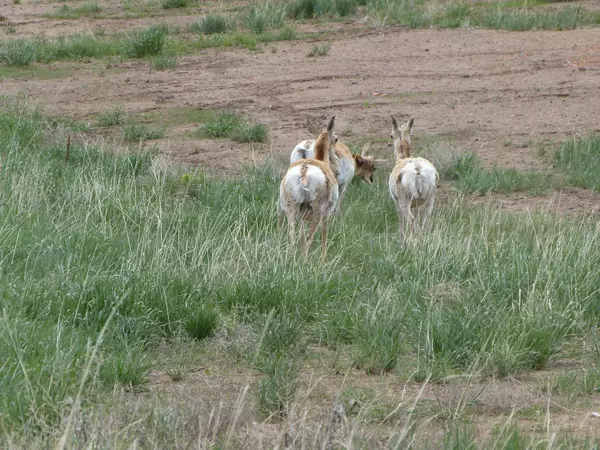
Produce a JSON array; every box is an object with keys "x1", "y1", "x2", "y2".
[
  {"x1": 305, "y1": 217, "x2": 320, "y2": 257},
  {"x1": 299, "y1": 219, "x2": 307, "y2": 255},
  {"x1": 320, "y1": 218, "x2": 328, "y2": 260},
  {"x1": 420, "y1": 195, "x2": 435, "y2": 231},
  {"x1": 336, "y1": 188, "x2": 346, "y2": 216},
  {"x1": 286, "y1": 210, "x2": 296, "y2": 246},
  {"x1": 278, "y1": 211, "x2": 285, "y2": 231},
  {"x1": 396, "y1": 202, "x2": 410, "y2": 239}
]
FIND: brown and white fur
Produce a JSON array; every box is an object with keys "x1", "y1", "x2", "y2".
[
  {"x1": 290, "y1": 119, "x2": 381, "y2": 213},
  {"x1": 279, "y1": 116, "x2": 339, "y2": 258},
  {"x1": 389, "y1": 117, "x2": 438, "y2": 237}
]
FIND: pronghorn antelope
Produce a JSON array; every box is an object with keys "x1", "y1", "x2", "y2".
[
  {"x1": 290, "y1": 118, "x2": 381, "y2": 213},
  {"x1": 279, "y1": 116, "x2": 339, "y2": 258},
  {"x1": 388, "y1": 117, "x2": 438, "y2": 237}
]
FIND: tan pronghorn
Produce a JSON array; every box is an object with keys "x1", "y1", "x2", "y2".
[
  {"x1": 290, "y1": 118, "x2": 381, "y2": 213},
  {"x1": 279, "y1": 116, "x2": 339, "y2": 258},
  {"x1": 388, "y1": 117, "x2": 438, "y2": 237}
]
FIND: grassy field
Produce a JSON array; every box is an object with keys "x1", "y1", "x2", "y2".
[
  {"x1": 1, "y1": 1, "x2": 600, "y2": 447},
  {"x1": 1, "y1": 96, "x2": 600, "y2": 447}
]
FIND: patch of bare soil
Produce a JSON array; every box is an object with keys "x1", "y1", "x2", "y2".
[
  {"x1": 472, "y1": 187, "x2": 600, "y2": 216},
  {"x1": 130, "y1": 344, "x2": 600, "y2": 448}
]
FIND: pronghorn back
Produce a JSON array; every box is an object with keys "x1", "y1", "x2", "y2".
[{"x1": 290, "y1": 139, "x2": 316, "y2": 164}]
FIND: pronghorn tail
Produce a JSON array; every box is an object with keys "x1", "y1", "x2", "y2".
[{"x1": 300, "y1": 162, "x2": 310, "y2": 192}]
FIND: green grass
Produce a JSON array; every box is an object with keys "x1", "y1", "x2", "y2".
[
  {"x1": 199, "y1": 111, "x2": 268, "y2": 142},
  {"x1": 0, "y1": 25, "x2": 299, "y2": 67},
  {"x1": 97, "y1": 104, "x2": 126, "y2": 127},
  {"x1": 0, "y1": 25, "x2": 171, "y2": 66},
  {"x1": 307, "y1": 42, "x2": 331, "y2": 57},
  {"x1": 257, "y1": 357, "x2": 299, "y2": 416},
  {"x1": 142, "y1": 106, "x2": 216, "y2": 127},
  {"x1": 151, "y1": 55, "x2": 176, "y2": 69},
  {"x1": 230, "y1": 123, "x2": 268, "y2": 143},
  {"x1": 2, "y1": 99, "x2": 600, "y2": 445},
  {"x1": 0, "y1": 64, "x2": 75, "y2": 79},
  {"x1": 200, "y1": 111, "x2": 242, "y2": 138},
  {"x1": 188, "y1": 15, "x2": 235, "y2": 34},
  {"x1": 553, "y1": 136, "x2": 600, "y2": 190},
  {"x1": 123, "y1": 122, "x2": 166, "y2": 140},
  {"x1": 185, "y1": 305, "x2": 218, "y2": 340},
  {"x1": 245, "y1": 2, "x2": 288, "y2": 33},
  {"x1": 442, "y1": 153, "x2": 559, "y2": 194},
  {"x1": 0, "y1": 39, "x2": 36, "y2": 67},
  {"x1": 364, "y1": 0, "x2": 600, "y2": 30},
  {"x1": 45, "y1": 2, "x2": 103, "y2": 19},
  {"x1": 482, "y1": 4, "x2": 595, "y2": 30},
  {"x1": 546, "y1": 368, "x2": 600, "y2": 400},
  {"x1": 123, "y1": 24, "x2": 168, "y2": 57},
  {"x1": 161, "y1": 0, "x2": 188, "y2": 9},
  {"x1": 288, "y1": 0, "x2": 364, "y2": 19},
  {"x1": 193, "y1": 27, "x2": 300, "y2": 51}
]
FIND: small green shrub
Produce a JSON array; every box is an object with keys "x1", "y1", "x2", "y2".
[
  {"x1": 245, "y1": 3, "x2": 287, "y2": 33},
  {"x1": 124, "y1": 25, "x2": 168, "y2": 58},
  {"x1": 334, "y1": 0, "x2": 360, "y2": 17},
  {"x1": 307, "y1": 42, "x2": 330, "y2": 57},
  {"x1": 161, "y1": 0, "x2": 188, "y2": 9},
  {"x1": 123, "y1": 122, "x2": 166, "y2": 141},
  {"x1": 554, "y1": 135, "x2": 600, "y2": 190},
  {"x1": 151, "y1": 55, "x2": 177, "y2": 69},
  {"x1": 277, "y1": 26, "x2": 297, "y2": 40},
  {"x1": 185, "y1": 306, "x2": 218, "y2": 340},
  {"x1": 442, "y1": 153, "x2": 558, "y2": 194},
  {"x1": 0, "y1": 39, "x2": 36, "y2": 67},
  {"x1": 98, "y1": 105, "x2": 126, "y2": 127},
  {"x1": 201, "y1": 111, "x2": 242, "y2": 138},
  {"x1": 50, "y1": 2, "x2": 102, "y2": 18},
  {"x1": 99, "y1": 345, "x2": 150, "y2": 390},
  {"x1": 231, "y1": 123, "x2": 268, "y2": 143},
  {"x1": 434, "y1": 3, "x2": 472, "y2": 28},
  {"x1": 256, "y1": 357, "x2": 299, "y2": 416},
  {"x1": 189, "y1": 15, "x2": 233, "y2": 34},
  {"x1": 482, "y1": 5, "x2": 588, "y2": 31}
]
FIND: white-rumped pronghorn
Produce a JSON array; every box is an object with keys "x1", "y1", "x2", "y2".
[
  {"x1": 279, "y1": 116, "x2": 339, "y2": 258},
  {"x1": 290, "y1": 118, "x2": 381, "y2": 213},
  {"x1": 388, "y1": 116, "x2": 438, "y2": 237}
]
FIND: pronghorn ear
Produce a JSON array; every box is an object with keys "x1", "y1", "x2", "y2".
[
  {"x1": 391, "y1": 116, "x2": 399, "y2": 132},
  {"x1": 307, "y1": 117, "x2": 319, "y2": 137},
  {"x1": 327, "y1": 116, "x2": 336, "y2": 135},
  {"x1": 361, "y1": 142, "x2": 372, "y2": 157},
  {"x1": 408, "y1": 117, "x2": 415, "y2": 135}
]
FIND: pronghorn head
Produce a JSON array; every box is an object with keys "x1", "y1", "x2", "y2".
[
  {"x1": 391, "y1": 116, "x2": 414, "y2": 159},
  {"x1": 353, "y1": 142, "x2": 376, "y2": 184}
]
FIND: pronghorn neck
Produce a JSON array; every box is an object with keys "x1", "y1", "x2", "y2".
[
  {"x1": 314, "y1": 132, "x2": 330, "y2": 163},
  {"x1": 394, "y1": 138, "x2": 411, "y2": 162}
]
